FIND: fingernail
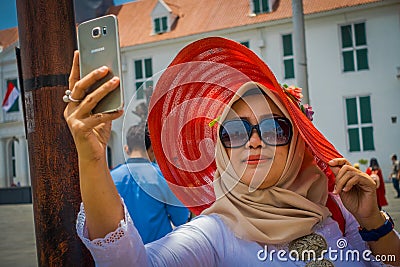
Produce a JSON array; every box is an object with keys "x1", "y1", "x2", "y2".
[
  {"x1": 99, "y1": 66, "x2": 108, "y2": 71},
  {"x1": 111, "y1": 76, "x2": 119, "y2": 82}
]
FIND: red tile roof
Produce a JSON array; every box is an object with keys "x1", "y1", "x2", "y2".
[
  {"x1": 108, "y1": 0, "x2": 382, "y2": 47},
  {"x1": 0, "y1": 0, "x2": 383, "y2": 51},
  {"x1": 0, "y1": 27, "x2": 18, "y2": 51}
]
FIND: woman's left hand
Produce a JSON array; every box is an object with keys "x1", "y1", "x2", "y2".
[{"x1": 328, "y1": 158, "x2": 381, "y2": 225}]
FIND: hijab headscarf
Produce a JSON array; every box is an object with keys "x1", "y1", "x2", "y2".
[{"x1": 202, "y1": 82, "x2": 331, "y2": 244}]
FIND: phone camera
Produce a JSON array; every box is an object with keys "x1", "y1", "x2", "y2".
[{"x1": 92, "y1": 27, "x2": 101, "y2": 38}]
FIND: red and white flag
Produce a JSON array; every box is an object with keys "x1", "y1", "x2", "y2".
[{"x1": 2, "y1": 82, "x2": 20, "y2": 112}]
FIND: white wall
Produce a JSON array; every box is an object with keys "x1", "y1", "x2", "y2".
[{"x1": 306, "y1": 4, "x2": 400, "y2": 176}]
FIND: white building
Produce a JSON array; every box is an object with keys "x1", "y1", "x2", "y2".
[{"x1": 1, "y1": 0, "x2": 399, "y2": 189}]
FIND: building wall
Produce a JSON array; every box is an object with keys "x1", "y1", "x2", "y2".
[
  {"x1": 306, "y1": 4, "x2": 400, "y2": 175},
  {"x1": 0, "y1": 42, "x2": 30, "y2": 188}
]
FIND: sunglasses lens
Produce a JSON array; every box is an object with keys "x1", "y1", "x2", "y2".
[
  {"x1": 259, "y1": 118, "x2": 291, "y2": 145},
  {"x1": 220, "y1": 120, "x2": 250, "y2": 148}
]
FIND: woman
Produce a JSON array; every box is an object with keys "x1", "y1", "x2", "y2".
[
  {"x1": 365, "y1": 158, "x2": 388, "y2": 210},
  {"x1": 64, "y1": 37, "x2": 399, "y2": 266}
]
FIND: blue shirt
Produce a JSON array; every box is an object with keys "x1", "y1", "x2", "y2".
[{"x1": 111, "y1": 158, "x2": 189, "y2": 244}]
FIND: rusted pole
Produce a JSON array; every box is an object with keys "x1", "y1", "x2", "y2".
[{"x1": 16, "y1": 1, "x2": 94, "y2": 266}]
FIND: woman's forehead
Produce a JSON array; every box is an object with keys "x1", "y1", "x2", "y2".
[{"x1": 227, "y1": 94, "x2": 283, "y2": 119}]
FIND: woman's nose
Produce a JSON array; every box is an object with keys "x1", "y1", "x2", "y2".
[{"x1": 246, "y1": 129, "x2": 264, "y2": 148}]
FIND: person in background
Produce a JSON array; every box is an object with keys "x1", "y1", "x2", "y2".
[
  {"x1": 390, "y1": 154, "x2": 400, "y2": 198},
  {"x1": 365, "y1": 158, "x2": 388, "y2": 210},
  {"x1": 111, "y1": 123, "x2": 190, "y2": 244}
]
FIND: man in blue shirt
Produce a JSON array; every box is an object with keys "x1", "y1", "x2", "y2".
[{"x1": 111, "y1": 123, "x2": 190, "y2": 244}]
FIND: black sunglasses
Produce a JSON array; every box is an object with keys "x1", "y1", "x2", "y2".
[{"x1": 219, "y1": 117, "x2": 293, "y2": 148}]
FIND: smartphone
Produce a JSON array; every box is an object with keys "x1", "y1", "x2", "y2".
[{"x1": 77, "y1": 14, "x2": 123, "y2": 114}]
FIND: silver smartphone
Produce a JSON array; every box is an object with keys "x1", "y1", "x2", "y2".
[{"x1": 77, "y1": 14, "x2": 124, "y2": 114}]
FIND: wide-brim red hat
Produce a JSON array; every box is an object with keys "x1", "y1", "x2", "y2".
[{"x1": 148, "y1": 37, "x2": 341, "y2": 215}]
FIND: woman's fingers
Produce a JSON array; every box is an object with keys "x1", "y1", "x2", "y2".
[
  {"x1": 328, "y1": 158, "x2": 351, "y2": 178},
  {"x1": 330, "y1": 163, "x2": 376, "y2": 194},
  {"x1": 74, "y1": 76, "x2": 120, "y2": 116},
  {"x1": 82, "y1": 110, "x2": 123, "y2": 130},
  {"x1": 331, "y1": 165, "x2": 352, "y2": 193},
  {"x1": 72, "y1": 65, "x2": 110, "y2": 102},
  {"x1": 334, "y1": 166, "x2": 360, "y2": 192},
  {"x1": 69, "y1": 51, "x2": 80, "y2": 91},
  {"x1": 328, "y1": 158, "x2": 351, "y2": 168}
]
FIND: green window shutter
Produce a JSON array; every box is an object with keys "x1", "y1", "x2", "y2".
[
  {"x1": 348, "y1": 128, "x2": 360, "y2": 152},
  {"x1": 162, "y1": 17, "x2": 168, "y2": 31},
  {"x1": 136, "y1": 82, "x2": 144, "y2": 99},
  {"x1": 355, "y1": 23, "x2": 366, "y2": 46},
  {"x1": 253, "y1": 0, "x2": 261, "y2": 13},
  {"x1": 144, "y1": 80, "x2": 154, "y2": 103},
  {"x1": 240, "y1": 41, "x2": 249, "y2": 48},
  {"x1": 145, "y1": 80, "x2": 153, "y2": 89},
  {"x1": 135, "y1": 60, "x2": 143, "y2": 79},
  {"x1": 359, "y1": 96, "x2": 372, "y2": 123},
  {"x1": 356, "y1": 48, "x2": 369, "y2": 70},
  {"x1": 284, "y1": 59, "x2": 295, "y2": 79},
  {"x1": 144, "y1": 58, "x2": 153, "y2": 78},
  {"x1": 154, "y1": 18, "x2": 161, "y2": 33},
  {"x1": 282, "y1": 34, "x2": 293, "y2": 56},
  {"x1": 362, "y1": 126, "x2": 375, "y2": 151},
  {"x1": 7, "y1": 98, "x2": 19, "y2": 112},
  {"x1": 262, "y1": 0, "x2": 269, "y2": 12},
  {"x1": 341, "y1": 25, "x2": 353, "y2": 48},
  {"x1": 345, "y1": 98, "x2": 358, "y2": 125},
  {"x1": 343, "y1": 51, "x2": 355, "y2": 72}
]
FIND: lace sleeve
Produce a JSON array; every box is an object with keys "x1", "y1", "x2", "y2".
[{"x1": 76, "y1": 199, "x2": 149, "y2": 267}]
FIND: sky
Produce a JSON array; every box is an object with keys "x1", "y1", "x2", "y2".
[{"x1": 0, "y1": 0, "x2": 134, "y2": 31}]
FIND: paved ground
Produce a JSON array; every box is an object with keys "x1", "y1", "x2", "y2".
[
  {"x1": 0, "y1": 203, "x2": 36, "y2": 267},
  {"x1": 0, "y1": 182, "x2": 399, "y2": 267}
]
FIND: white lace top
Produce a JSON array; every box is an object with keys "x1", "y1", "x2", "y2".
[{"x1": 76, "y1": 197, "x2": 392, "y2": 267}]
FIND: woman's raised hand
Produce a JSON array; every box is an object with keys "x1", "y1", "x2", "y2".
[
  {"x1": 328, "y1": 158, "x2": 382, "y2": 228},
  {"x1": 64, "y1": 51, "x2": 123, "y2": 162}
]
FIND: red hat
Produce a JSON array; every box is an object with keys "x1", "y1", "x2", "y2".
[{"x1": 148, "y1": 37, "x2": 342, "y2": 215}]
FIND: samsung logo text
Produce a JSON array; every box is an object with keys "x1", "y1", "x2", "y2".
[{"x1": 91, "y1": 47, "x2": 105, "y2": 53}]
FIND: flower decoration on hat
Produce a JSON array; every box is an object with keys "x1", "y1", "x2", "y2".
[
  {"x1": 282, "y1": 84, "x2": 314, "y2": 121},
  {"x1": 208, "y1": 116, "x2": 220, "y2": 127}
]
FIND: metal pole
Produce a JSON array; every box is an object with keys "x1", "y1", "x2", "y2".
[
  {"x1": 292, "y1": 0, "x2": 310, "y2": 104},
  {"x1": 15, "y1": 0, "x2": 94, "y2": 265}
]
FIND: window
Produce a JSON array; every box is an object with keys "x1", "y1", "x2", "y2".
[
  {"x1": 340, "y1": 22, "x2": 369, "y2": 72},
  {"x1": 240, "y1": 41, "x2": 249, "y2": 48},
  {"x1": 11, "y1": 141, "x2": 16, "y2": 178},
  {"x1": 252, "y1": 0, "x2": 269, "y2": 14},
  {"x1": 134, "y1": 58, "x2": 153, "y2": 100},
  {"x1": 282, "y1": 34, "x2": 294, "y2": 79},
  {"x1": 345, "y1": 95, "x2": 374, "y2": 152},
  {"x1": 154, "y1": 16, "x2": 168, "y2": 34},
  {"x1": 3, "y1": 79, "x2": 19, "y2": 113},
  {"x1": 6, "y1": 139, "x2": 17, "y2": 186}
]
